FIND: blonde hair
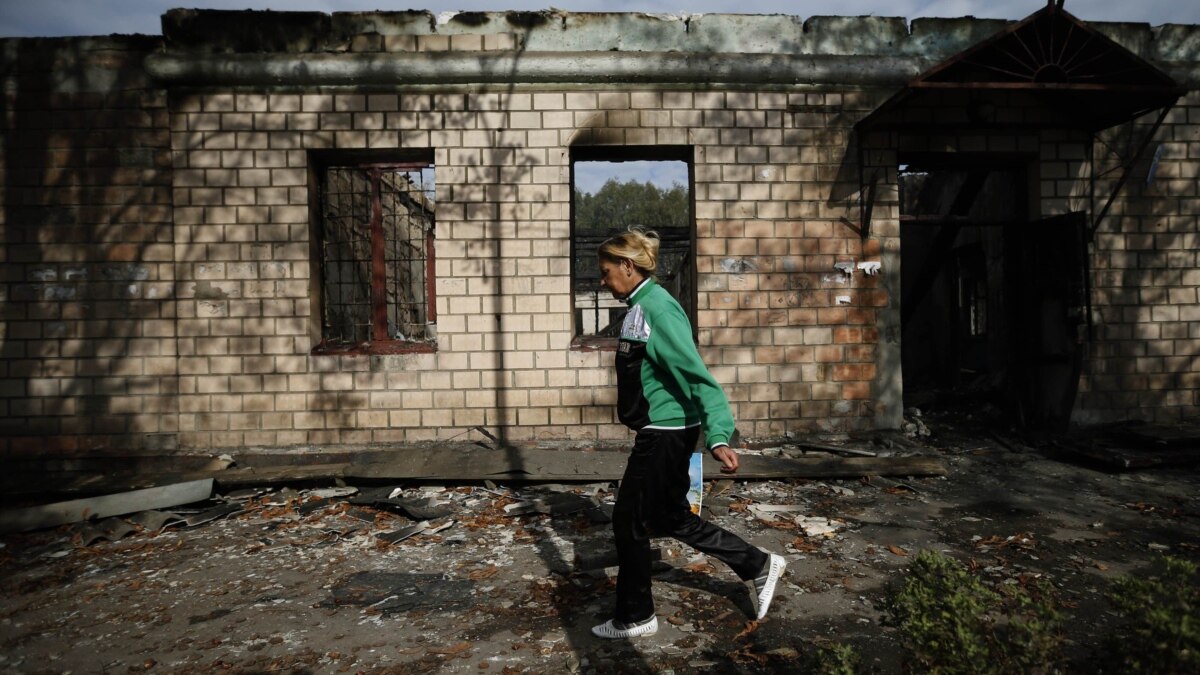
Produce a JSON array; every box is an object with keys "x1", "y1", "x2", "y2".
[{"x1": 598, "y1": 228, "x2": 661, "y2": 276}]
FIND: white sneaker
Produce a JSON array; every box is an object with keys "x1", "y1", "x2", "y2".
[
  {"x1": 751, "y1": 553, "x2": 787, "y2": 620},
  {"x1": 591, "y1": 616, "x2": 658, "y2": 639}
]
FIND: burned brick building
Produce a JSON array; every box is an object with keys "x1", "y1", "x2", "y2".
[{"x1": 1, "y1": 5, "x2": 1197, "y2": 463}]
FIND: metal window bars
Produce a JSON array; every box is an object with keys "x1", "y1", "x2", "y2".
[
  {"x1": 572, "y1": 228, "x2": 692, "y2": 338},
  {"x1": 320, "y1": 163, "x2": 435, "y2": 349}
]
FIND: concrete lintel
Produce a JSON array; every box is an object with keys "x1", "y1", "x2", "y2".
[{"x1": 144, "y1": 50, "x2": 930, "y2": 88}]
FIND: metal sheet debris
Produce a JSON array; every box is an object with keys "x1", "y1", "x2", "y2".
[
  {"x1": 0, "y1": 479, "x2": 214, "y2": 534},
  {"x1": 377, "y1": 521, "x2": 429, "y2": 544},
  {"x1": 74, "y1": 517, "x2": 137, "y2": 546},
  {"x1": 181, "y1": 503, "x2": 242, "y2": 527},
  {"x1": 127, "y1": 509, "x2": 187, "y2": 532}
]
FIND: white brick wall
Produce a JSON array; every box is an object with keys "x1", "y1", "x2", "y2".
[{"x1": 3, "y1": 26, "x2": 1197, "y2": 457}]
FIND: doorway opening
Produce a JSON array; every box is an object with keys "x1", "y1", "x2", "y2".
[{"x1": 899, "y1": 153, "x2": 1086, "y2": 430}]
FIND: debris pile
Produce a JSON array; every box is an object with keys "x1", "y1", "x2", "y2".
[
  {"x1": 902, "y1": 408, "x2": 932, "y2": 438},
  {"x1": 1, "y1": 426, "x2": 1197, "y2": 673}
]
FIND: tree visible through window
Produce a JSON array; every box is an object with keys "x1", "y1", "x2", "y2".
[
  {"x1": 313, "y1": 157, "x2": 435, "y2": 354},
  {"x1": 571, "y1": 148, "x2": 693, "y2": 344}
]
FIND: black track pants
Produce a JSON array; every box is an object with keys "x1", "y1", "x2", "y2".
[{"x1": 612, "y1": 427, "x2": 768, "y2": 623}]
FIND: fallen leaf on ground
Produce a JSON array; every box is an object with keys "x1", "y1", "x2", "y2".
[
  {"x1": 733, "y1": 621, "x2": 759, "y2": 641},
  {"x1": 791, "y1": 537, "x2": 821, "y2": 553},
  {"x1": 887, "y1": 544, "x2": 909, "y2": 557},
  {"x1": 467, "y1": 565, "x2": 499, "y2": 580},
  {"x1": 430, "y1": 642, "x2": 472, "y2": 656}
]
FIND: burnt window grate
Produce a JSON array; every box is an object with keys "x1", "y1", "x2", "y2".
[{"x1": 317, "y1": 162, "x2": 435, "y2": 353}]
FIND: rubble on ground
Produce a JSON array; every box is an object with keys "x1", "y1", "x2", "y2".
[{"x1": 1, "y1": 426, "x2": 1198, "y2": 673}]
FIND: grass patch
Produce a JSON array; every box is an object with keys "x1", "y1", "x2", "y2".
[
  {"x1": 1106, "y1": 555, "x2": 1198, "y2": 674},
  {"x1": 886, "y1": 549, "x2": 1064, "y2": 674}
]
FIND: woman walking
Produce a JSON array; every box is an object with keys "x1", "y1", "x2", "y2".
[{"x1": 591, "y1": 228, "x2": 786, "y2": 640}]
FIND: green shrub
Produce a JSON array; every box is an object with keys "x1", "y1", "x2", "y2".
[
  {"x1": 802, "y1": 642, "x2": 862, "y2": 675},
  {"x1": 1106, "y1": 556, "x2": 1199, "y2": 674},
  {"x1": 886, "y1": 549, "x2": 1064, "y2": 674}
]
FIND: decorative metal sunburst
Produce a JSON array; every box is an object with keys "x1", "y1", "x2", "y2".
[{"x1": 922, "y1": 4, "x2": 1175, "y2": 88}]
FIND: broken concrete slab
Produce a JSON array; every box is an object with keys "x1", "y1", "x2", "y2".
[
  {"x1": 724, "y1": 454, "x2": 945, "y2": 479},
  {"x1": 347, "y1": 447, "x2": 629, "y2": 481},
  {"x1": 346, "y1": 448, "x2": 945, "y2": 482},
  {"x1": 0, "y1": 478, "x2": 214, "y2": 534},
  {"x1": 1, "y1": 463, "x2": 351, "y2": 499},
  {"x1": 198, "y1": 464, "x2": 352, "y2": 489},
  {"x1": 4, "y1": 447, "x2": 945, "y2": 504}
]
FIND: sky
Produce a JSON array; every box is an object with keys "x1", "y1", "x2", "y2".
[
  {"x1": 1, "y1": 0, "x2": 1198, "y2": 38},
  {"x1": 576, "y1": 161, "x2": 687, "y2": 195}
]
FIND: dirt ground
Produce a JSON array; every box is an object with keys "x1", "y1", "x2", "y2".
[{"x1": 2, "y1": 415, "x2": 1198, "y2": 674}]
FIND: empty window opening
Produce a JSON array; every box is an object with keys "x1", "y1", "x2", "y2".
[
  {"x1": 571, "y1": 148, "x2": 694, "y2": 345},
  {"x1": 312, "y1": 154, "x2": 435, "y2": 354}
]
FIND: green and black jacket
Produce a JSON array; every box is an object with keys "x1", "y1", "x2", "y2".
[{"x1": 615, "y1": 278, "x2": 735, "y2": 450}]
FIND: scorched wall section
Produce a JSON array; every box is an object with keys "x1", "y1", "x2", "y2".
[
  {"x1": 0, "y1": 37, "x2": 177, "y2": 457},
  {"x1": 168, "y1": 84, "x2": 887, "y2": 450}
]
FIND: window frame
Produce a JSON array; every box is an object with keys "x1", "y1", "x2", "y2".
[
  {"x1": 568, "y1": 145, "x2": 696, "y2": 351},
  {"x1": 309, "y1": 150, "x2": 437, "y2": 356}
]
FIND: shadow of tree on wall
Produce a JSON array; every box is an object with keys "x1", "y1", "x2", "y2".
[
  {"x1": 0, "y1": 36, "x2": 176, "y2": 476},
  {"x1": 1085, "y1": 104, "x2": 1199, "y2": 423},
  {"x1": 441, "y1": 13, "x2": 652, "y2": 669}
]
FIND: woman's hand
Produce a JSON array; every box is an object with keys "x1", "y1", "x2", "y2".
[{"x1": 710, "y1": 444, "x2": 739, "y2": 474}]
